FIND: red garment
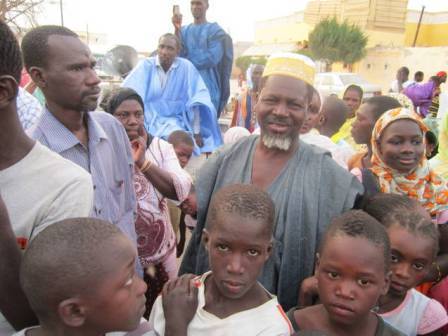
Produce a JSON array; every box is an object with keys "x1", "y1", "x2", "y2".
[{"x1": 19, "y1": 69, "x2": 31, "y2": 88}]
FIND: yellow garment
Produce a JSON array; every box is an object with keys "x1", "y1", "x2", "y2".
[
  {"x1": 331, "y1": 84, "x2": 363, "y2": 146},
  {"x1": 432, "y1": 113, "x2": 448, "y2": 179},
  {"x1": 262, "y1": 53, "x2": 315, "y2": 85},
  {"x1": 331, "y1": 117, "x2": 355, "y2": 144}
]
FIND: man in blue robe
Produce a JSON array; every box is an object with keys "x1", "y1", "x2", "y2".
[
  {"x1": 173, "y1": 0, "x2": 233, "y2": 117},
  {"x1": 122, "y1": 33, "x2": 222, "y2": 154}
]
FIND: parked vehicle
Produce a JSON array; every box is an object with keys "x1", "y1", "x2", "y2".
[{"x1": 315, "y1": 72, "x2": 382, "y2": 99}]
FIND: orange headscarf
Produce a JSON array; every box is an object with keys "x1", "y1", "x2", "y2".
[{"x1": 370, "y1": 107, "x2": 448, "y2": 217}]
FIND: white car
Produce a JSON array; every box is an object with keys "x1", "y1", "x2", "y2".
[{"x1": 315, "y1": 72, "x2": 382, "y2": 99}]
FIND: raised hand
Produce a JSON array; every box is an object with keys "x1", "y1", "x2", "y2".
[
  {"x1": 162, "y1": 274, "x2": 199, "y2": 335},
  {"x1": 131, "y1": 136, "x2": 147, "y2": 168}
]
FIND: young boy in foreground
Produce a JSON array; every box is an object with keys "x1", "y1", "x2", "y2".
[
  {"x1": 289, "y1": 210, "x2": 404, "y2": 336},
  {"x1": 14, "y1": 217, "x2": 196, "y2": 336},
  {"x1": 150, "y1": 184, "x2": 293, "y2": 335}
]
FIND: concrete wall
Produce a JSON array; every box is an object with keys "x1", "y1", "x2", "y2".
[
  {"x1": 405, "y1": 10, "x2": 448, "y2": 47},
  {"x1": 357, "y1": 47, "x2": 448, "y2": 93},
  {"x1": 254, "y1": 12, "x2": 311, "y2": 45},
  {"x1": 252, "y1": 5, "x2": 448, "y2": 55}
]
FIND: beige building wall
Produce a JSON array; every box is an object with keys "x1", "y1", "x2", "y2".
[
  {"x1": 357, "y1": 47, "x2": 448, "y2": 93},
  {"x1": 405, "y1": 10, "x2": 448, "y2": 47},
  {"x1": 254, "y1": 12, "x2": 311, "y2": 45},
  {"x1": 304, "y1": 0, "x2": 408, "y2": 47}
]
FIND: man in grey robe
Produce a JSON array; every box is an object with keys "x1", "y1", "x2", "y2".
[{"x1": 179, "y1": 53, "x2": 364, "y2": 310}]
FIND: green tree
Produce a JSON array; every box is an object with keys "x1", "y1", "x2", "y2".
[
  {"x1": 235, "y1": 56, "x2": 267, "y2": 78},
  {"x1": 308, "y1": 17, "x2": 368, "y2": 71}
]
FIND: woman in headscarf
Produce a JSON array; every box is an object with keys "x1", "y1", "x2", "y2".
[
  {"x1": 105, "y1": 87, "x2": 192, "y2": 316},
  {"x1": 331, "y1": 84, "x2": 363, "y2": 148},
  {"x1": 364, "y1": 107, "x2": 448, "y2": 310},
  {"x1": 368, "y1": 107, "x2": 448, "y2": 223}
]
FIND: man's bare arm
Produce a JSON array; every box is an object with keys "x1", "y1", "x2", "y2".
[{"x1": 0, "y1": 194, "x2": 38, "y2": 330}]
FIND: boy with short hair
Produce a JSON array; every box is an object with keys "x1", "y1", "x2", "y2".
[
  {"x1": 14, "y1": 217, "x2": 196, "y2": 336},
  {"x1": 167, "y1": 130, "x2": 195, "y2": 169},
  {"x1": 150, "y1": 184, "x2": 293, "y2": 335},
  {"x1": 348, "y1": 96, "x2": 401, "y2": 170},
  {"x1": 289, "y1": 210, "x2": 404, "y2": 336},
  {"x1": 167, "y1": 130, "x2": 195, "y2": 257}
]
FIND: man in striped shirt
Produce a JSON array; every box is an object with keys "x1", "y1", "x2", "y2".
[{"x1": 22, "y1": 26, "x2": 137, "y2": 247}]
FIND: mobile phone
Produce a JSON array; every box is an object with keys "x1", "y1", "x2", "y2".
[{"x1": 173, "y1": 5, "x2": 181, "y2": 16}]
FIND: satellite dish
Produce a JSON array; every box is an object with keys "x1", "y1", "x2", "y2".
[{"x1": 101, "y1": 45, "x2": 138, "y2": 79}]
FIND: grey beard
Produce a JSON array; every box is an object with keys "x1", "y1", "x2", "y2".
[{"x1": 261, "y1": 133, "x2": 293, "y2": 151}]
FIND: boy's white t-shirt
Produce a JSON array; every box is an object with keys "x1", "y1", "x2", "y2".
[
  {"x1": 149, "y1": 271, "x2": 293, "y2": 336},
  {"x1": 0, "y1": 142, "x2": 94, "y2": 335}
]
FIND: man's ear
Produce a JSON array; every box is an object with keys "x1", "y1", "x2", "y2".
[
  {"x1": 58, "y1": 298, "x2": 87, "y2": 328},
  {"x1": 0, "y1": 75, "x2": 18, "y2": 110},
  {"x1": 318, "y1": 114, "x2": 326, "y2": 127},
  {"x1": 28, "y1": 66, "x2": 47, "y2": 88}
]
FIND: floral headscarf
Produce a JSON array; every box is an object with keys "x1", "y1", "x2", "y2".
[
  {"x1": 371, "y1": 107, "x2": 448, "y2": 217},
  {"x1": 388, "y1": 93, "x2": 415, "y2": 113}
]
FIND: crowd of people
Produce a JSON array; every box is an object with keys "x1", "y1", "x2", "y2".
[{"x1": 1, "y1": 0, "x2": 448, "y2": 335}]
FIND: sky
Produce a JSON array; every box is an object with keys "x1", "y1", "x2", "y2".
[{"x1": 36, "y1": 0, "x2": 448, "y2": 52}]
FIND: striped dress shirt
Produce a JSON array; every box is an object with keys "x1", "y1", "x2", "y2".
[
  {"x1": 29, "y1": 109, "x2": 137, "y2": 245},
  {"x1": 16, "y1": 87, "x2": 42, "y2": 130}
]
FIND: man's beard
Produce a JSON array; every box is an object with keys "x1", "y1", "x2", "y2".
[
  {"x1": 259, "y1": 115, "x2": 297, "y2": 151},
  {"x1": 260, "y1": 132, "x2": 294, "y2": 151}
]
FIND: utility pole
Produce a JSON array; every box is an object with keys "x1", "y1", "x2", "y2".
[
  {"x1": 59, "y1": 0, "x2": 64, "y2": 26},
  {"x1": 413, "y1": 5, "x2": 425, "y2": 47}
]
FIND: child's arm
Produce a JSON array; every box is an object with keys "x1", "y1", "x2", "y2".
[
  {"x1": 298, "y1": 275, "x2": 319, "y2": 307},
  {"x1": 0, "y1": 193, "x2": 38, "y2": 329},
  {"x1": 162, "y1": 274, "x2": 199, "y2": 336}
]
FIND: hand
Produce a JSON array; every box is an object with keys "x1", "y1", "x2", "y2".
[
  {"x1": 162, "y1": 274, "x2": 199, "y2": 332},
  {"x1": 194, "y1": 133, "x2": 204, "y2": 148},
  {"x1": 180, "y1": 197, "x2": 197, "y2": 217},
  {"x1": 298, "y1": 275, "x2": 319, "y2": 307},
  {"x1": 172, "y1": 14, "x2": 183, "y2": 31},
  {"x1": 131, "y1": 136, "x2": 147, "y2": 168}
]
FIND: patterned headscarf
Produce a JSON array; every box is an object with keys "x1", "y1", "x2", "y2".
[
  {"x1": 388, "y1": 92, "x2": 415, "y2": 113},
  {"x1": 371, "y1": 107, "x2": 448, "y2": 217}
]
